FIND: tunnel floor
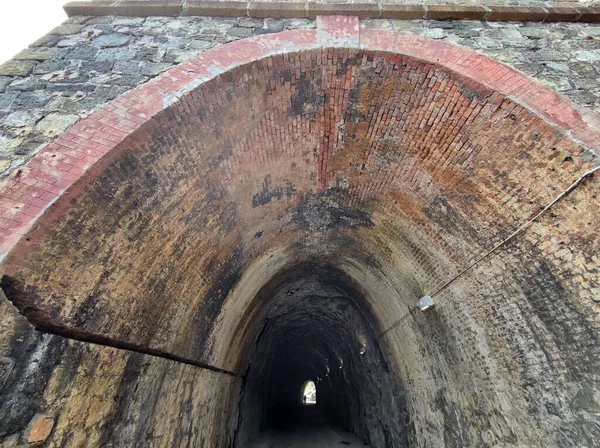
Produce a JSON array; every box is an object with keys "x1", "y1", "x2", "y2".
[{"x1": 248, "y1": 406, "x2": 369, "y2": 447}]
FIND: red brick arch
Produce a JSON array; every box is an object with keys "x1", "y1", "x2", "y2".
[{"x1": 1, "y1": 15, "x2": 599, "y2": 266}]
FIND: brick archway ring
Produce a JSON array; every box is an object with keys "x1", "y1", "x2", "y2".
[{"x1": 1, "y1": 15, "x2": 599, "y2": 265}]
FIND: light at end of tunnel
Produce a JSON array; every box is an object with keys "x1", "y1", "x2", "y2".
[
  {"x1": 359, "y1": 346, "x2": 366, "y2": 355},
  {"x1": 418, "y1": 296, "x2": 435, "y2": 311}
]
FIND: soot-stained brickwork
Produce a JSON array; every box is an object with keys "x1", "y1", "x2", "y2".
[{"x1": 0, "y1": 12, "x2": 599, "y2": 448}]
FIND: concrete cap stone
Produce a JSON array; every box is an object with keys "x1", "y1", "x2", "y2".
[
  {"x1": 308, "y1": 4, "x2": 379, "y2": 20},
  {"x1": 249, "y1": 2, "x2": 306, "y2": 19},
  {"x1": 187, "y1": 1, "x2": 248, "y2": 17},
  {"x1": 380, "y1": 5, "x2": 426, "y2": 20}
]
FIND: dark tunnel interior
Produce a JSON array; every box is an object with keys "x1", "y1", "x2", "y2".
[
  {"x1": 2, "y1": 30, "x2": 598, "y2": 448},
  {"x1": 236, "y1": 265, "x2": 411, "y2": 447}
]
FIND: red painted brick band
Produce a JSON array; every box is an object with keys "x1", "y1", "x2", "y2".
[
  {"x1": 62, "y1": 1, "x2": 600, "y2": 23},
  {"x1": 1, "y1": 16, "x2": 599, "y2": 266}
]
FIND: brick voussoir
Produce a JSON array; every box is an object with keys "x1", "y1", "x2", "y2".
[{"x1": 1, "y1": 22, "x2": 599, "y2": 264}]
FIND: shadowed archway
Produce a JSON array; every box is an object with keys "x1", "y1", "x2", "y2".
[{"x1": 1, "y1": 15, "x2": 599, "y2": 448}]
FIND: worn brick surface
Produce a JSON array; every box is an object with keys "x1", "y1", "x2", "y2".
[
  {"x1": 0, "y1": 11, "x2": 599, "y2": 448},
  {"x1": 1, "y1": 19, "x2": 599, "y2": 446}
]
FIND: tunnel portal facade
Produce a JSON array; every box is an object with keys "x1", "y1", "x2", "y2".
[{"x1": 0, "y1": 11, "x2": 600, "y2": 448}]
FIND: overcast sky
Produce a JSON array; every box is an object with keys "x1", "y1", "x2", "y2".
[{"x1": 0, "y1": 0, "x2": 68, "y2": 64}]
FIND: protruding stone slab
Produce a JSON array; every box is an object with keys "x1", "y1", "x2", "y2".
[
  {"x1": 114, "y1": 0, "x2": 182, "y2": 17},
  {"x1": 35, "y1": 113, "x2": 80, "y2": 138},
  {"x1": 308, "y1": 3, "x2": 379, "y2": 20},
  {"x1": 187, "y1": 0, "x2": 247, "y2": 17},
  {"x1": 63, "y1": 1, "x2": 115, "y2": 16},
  {"x1": 248, "y1": 2, "x2": 306, "y2": 19},
  {"x1": 26, "y1": 415, "x2": 55, "y2": 445},
  {"x1": 578, "y1": 7, "x2": 600, "y2": 23},
  {"x1": 544, "y1": 7, "x2": 581, "y2": 22},
  {"x1": 426, "y1": 5, "x2": 488, "y2": 21},
  {"x1": 13, "y1": 48, "x2": 61, "y2": 61},
  {"x1": 0, "y1": 60, "x2": 36, "y2": 77},
  {"x1": 487, "y1": 6, "x2": 548, "y2": 21},
  {"x1": 380, "y1": 5, "x2": 426, "y2": 19}
]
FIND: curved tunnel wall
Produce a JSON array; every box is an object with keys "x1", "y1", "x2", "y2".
[{"x1": 1, "y1": 17, "x2": 599, "y2": 447}]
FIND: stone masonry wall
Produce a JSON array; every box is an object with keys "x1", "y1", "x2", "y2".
[{"x1": 0, "y1": 292, "x2": 241, "y2": 447}]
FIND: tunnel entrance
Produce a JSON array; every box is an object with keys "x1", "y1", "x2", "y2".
[
  {"x1": 2, "y1": 16, "x2": 599, "y2": 448},
  {"x1": 234, "y1": 264, "x2": 411, "y2": 447},
  {"x1": 301, "y1": 380, "x2": 317, "y2": 405}
]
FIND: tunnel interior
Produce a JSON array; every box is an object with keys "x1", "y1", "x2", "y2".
[
  {"x1": 236, "y1": 264, "x2": 410, "y2": 446},
  {"x1": 1, "y1": 41, "x2": 599, "y2": 448}
]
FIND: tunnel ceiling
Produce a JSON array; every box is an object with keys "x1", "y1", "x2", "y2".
[{"x1": 1, "y1": 43, "x2": 597, "y2": 379}]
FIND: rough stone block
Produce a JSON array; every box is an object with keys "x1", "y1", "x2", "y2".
[
  {"x1": 13, "y1": 48, "x2": 61, "y2": 61},
  {"x1": 4, "y1": 111, "x2": 41, "y2": 127},
  {"x1": 544, "y1": 7, "x2": 581, "y2": 22},
  {"x1": 92, "y1": 33, "x2": 130, "y2": 48},
  {"x1": 0, "y1": 60, "x2": 35, "y2": 77},
  {"x1": 26, "y1": 415, "x2": 55, "y2": 445},
  {"x1": 0, "y1": 77, "x2": 12, "y2": 93},
  {"x1": 35, "y1": 113, "x2": 80, "y2": 137},
  {"x1": 49, "y1": 24, "x2": 84, "y2": 35},
  {"x1": 7, "y1": 77, "x2": 47, "y2": 92}
]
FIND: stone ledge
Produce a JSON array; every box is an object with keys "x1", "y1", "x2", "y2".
[
  {"x1": 426, "y1": 5, "x2": 489, "y2": 21},
  {"x1": 308, "y1": 4, "x2": 379, "y2": 20},
  {"x1": 248, "y1": 2, "x2": 307, "y2": 19},
  {"x1": 62, "y1": 1, "x2": 600, "y2": 23},
  {"x1": 186, "y1": 0, "x2": 248, "y2": 17}
]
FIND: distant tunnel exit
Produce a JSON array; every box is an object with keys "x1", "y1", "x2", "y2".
[{"x1": 301, "y1": 380, "x2": 316, "y2": 405}]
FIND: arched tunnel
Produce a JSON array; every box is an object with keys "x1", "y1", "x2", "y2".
[
  {"x1": 0, "y1": 20, "x2": 599, "y2": 447},
  {"x1": 237, "y1": 264, "x2": 409, "y2": 446}
]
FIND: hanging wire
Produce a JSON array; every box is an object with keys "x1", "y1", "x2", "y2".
[{"x1": 376, "y1": 165, "x2": 600, "y2": 340}]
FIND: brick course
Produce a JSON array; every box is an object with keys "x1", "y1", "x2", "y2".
[{"x1": 0, "y1": 13, "x2": 599, "y2": 448}]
